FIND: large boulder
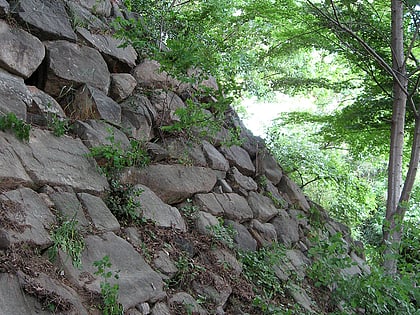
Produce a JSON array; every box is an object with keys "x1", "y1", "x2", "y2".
[
  {"x1": 165, "y1": 138, "x2": 207, "y2": 167},
  {"x1": 17, "y1": 271, "x2": 89, "y2": 315},
  {"x1": 149, "y1": 90, "x2": 185, "y2": 126},
  {"x1": 133, "y1": 184, "x2": 187, "y2": 232},
  {"x1": 0, "y1": 20, "x2": 45, "y2": 79},
  {"x1": 58, "y1": 232, "x2": 166, "y2": 309},
  {"x1": 43, "y1": 40, "x2": 110, "y2": 97},
  {"x1": 0, "y1": 187, "x2": 55, "y2": 248},
  {"x1": 247, "y1": 191, "x2": 279, "y2": 222},
  {"x1": 228, "y1": 167, "x2": 258, "y2": 196},
  {"x1": 256, "y1": 149, "x2": 283, "y2": 185},
  {"x1": 11, "y1": 0, "x2": 76, "y2": 41},
  {"x1": 0, "y1": 69, "x2": 32, "y2": 120},
  {"x1": 49, "y1": 191, "x2": 89, "y2": 228},
  {"x1": 278, "y1": 176, "x2": 310, "y2": 211},
  {"x1": 72, "y1": 119, "x2": 130, "y2": 149},
  {"x1": 77, "y1": 193, "x2": 120, "y2": 232},
  {"x1": 193, "y1": 193, "x2": 224, "y2": 216},
  {"x1": 5, "y1": 129, "x2": 109, "y2": 193},
  {"x1": 120, "y1": 94, "x2": 155, "y2": 141},
  {"x1": 65, "y1": 1, "x2": 108, "y2": 31},
  {"x1": 77, "y1": 27, "x2": 137, "y2": 71},
  {"x1": 214, "y1": 193, "x2": 254, "y2": 222},
  {"x1": 121, "y1": 164, "x2": 218, "y2": 204},
  {"x1": 0, "y1": 132, "x2": 33, "y2": 189},
  {"x1": 225, "y1": 220, "x2": 257, "y2": 251},
  {"x1": 270, "y1": 211, "x2": 300, "y2": 247},
  {"x1": 110, "y1": 73, "x2": 137, "y2": 102},
  {"x1": 220, "y1": 145, "x2": 255, "y2": 176},
  {"x1": 0, "y1": 273, "x2": 51, "y2": 315},
  {"x1": 202, "y1": 140, "x2": 230, "y2": 171}
]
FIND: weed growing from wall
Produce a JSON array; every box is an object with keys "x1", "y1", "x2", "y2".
[
  {"x1": 166, "y1": 254, "x2": 206, "y2": 288},
  {"x1": 47, "y1": 114, "x2": 69, "y2": 137},
  {"x1": 0, "y1": 112, "x2": 31, "y2": 141},
  {"x1": 93, "y1": 255, "x2": 123, "y2": 315},
  {"x1": 49, "y1": 216, "x2": 85, "y2": 268},
  {"x1": 88, "y1": 134, "x2": 150, "y2": 178},
  {"x1": 106, "y1": 179, "x2": 143, "y2": 223},
  {"x1": 206, "y1": 217, "x2": 237, "y2": 249}
]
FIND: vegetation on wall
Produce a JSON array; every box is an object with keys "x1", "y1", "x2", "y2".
[{"x1": 108, "y1": 0, "x2": 420, "y2": 311}]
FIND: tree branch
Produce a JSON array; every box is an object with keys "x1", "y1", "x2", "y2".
[{"x1": 306, "y1": 0, "x2": 409, "y2": 97}]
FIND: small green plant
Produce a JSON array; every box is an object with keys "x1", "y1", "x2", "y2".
[
  {"x1": 0, "y1": 112, "x2": 31, "y2": 141},
  {"x1": 239, "y1": 243, "x2": 286, "y2": 298},
  {"x1": 48, "y1": 114, "x2": 69, "y2": 137},
  {"x1": 207, "y1": 217, "x2": 237, "y2": 249},
  {"x1": 88, "y1": 134, "x2": 150, "y2": 177},
  {"x1": 167, "y1": 254, "x2": 206, "y2": 288},
  {"x1": 160, "y1": 99, "x2": 216, "y2": 138},
  {"x1": 106, "y1": 179, "x2": 143, "y2": 223},
  {"x1": 93, "y1": 255, "x2": 123, "y2": 315},
  {"x1": 179, "y1": 199, "x2": 199, "y2": 221},
  {"x1": 49, "y1": 216, "x2": 85, "y2": 268}
]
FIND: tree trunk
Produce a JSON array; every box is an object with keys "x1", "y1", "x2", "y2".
[{"x1": 383, "y1": 0, "x2": 408, "y2": 274}]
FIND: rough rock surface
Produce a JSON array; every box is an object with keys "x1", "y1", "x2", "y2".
[
  {"x1": 27, "y1": 86, "x2": 66, "y2": 126},
  {"x1": 214, "y1": 193, "x2": 254, "y2": 222},
  {"x1": 78, "y1": 0, "x2": 112, "y2": 17},
  {"x1": 256, "y1": 149, "x2": 283, "y2": 184},
  {"x1": 169, "y1": 292, "x2": 208, "y2": 315},
  {"x1": 220, "y1": 145, "x2": 255, "y2": 176},
  {"x1": 77, "y1": 27, "x2": 137, "y2": 70},
  {"x1": 0, "y1": 273, "x2": 50, "y2": 315},
  {"x1": 72, "y1": 84, "x2": 121, "y2": 124},
  {"x1": 133, "y1": 184, "x2": 187, "y2": 232},
  {"x1": 121, "y1": 164, "x2": 218, "y2": 204},
  {"x1": 0, "y1": 187, "x2": 55, "y2": 248},
  {"x1": 73, "y1": 119, "x2": 130, "y2": 149},
  {"x1": 49, "y1": 191, "x2": 89, "y2": 228},
  {"x1": 226, "y1": 220, "x2": 257, "y2": 251},
  {"x1": 0, "y1": 132, "x2": 33, "y2": 189},
  {"x1": 6, "y1": 129, "x2": 109, "y2": 193},
  {"x1": 133, "y1": 60, "x2": 178, "y2": 90},
  {"x1": 59, "y1": 232, "x2": 166, "y2": 309},
  {"x1": 12, "y1": 0, "x2": 77, "y2": 41},
  {"x1": 78, "y1": 193, "x2": 120, "y2": 232},
  {"x1": 247, "y1": 191, "x2": 279, "y2": 222},
  {"x1": 278, "y1": 176, "x2": 310, "y2": 211},
  {"x1": 110, "y1": 73, "x2": 137, "y2": 102},
  {"x1": 0, "y1": 20, "x2": 45, "y2": 79},
  {"x1": 44, "y1": 40, "x2": 110, "y2": 97},
  {"x1": 0, "y1": 70, "x2": 32, "y2": 120}
]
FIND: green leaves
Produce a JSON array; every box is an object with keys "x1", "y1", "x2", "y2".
[
  {"x1": 49, "y1": 216, "x2": 85, "y2": 268},
  {"x1": 93, "y1": 256, "x2": 123, "y2": 315},
  {"x1": 0, "y1": 112, "x2": 31, "y2": 141}
]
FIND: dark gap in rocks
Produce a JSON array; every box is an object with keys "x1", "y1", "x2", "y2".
[{"x1": 25, "y1": 55, "x2": 48, "y2": 90}]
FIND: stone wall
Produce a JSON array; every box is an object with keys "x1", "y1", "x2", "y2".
[{"x1": 0, "y1": 1, "x2": 367, "y2": 314}]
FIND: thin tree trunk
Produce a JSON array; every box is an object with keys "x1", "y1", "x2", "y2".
[{"x1": 383, "y1": 0, "x2": 408, "y2": 275}]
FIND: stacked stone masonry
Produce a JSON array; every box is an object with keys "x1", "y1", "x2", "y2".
[{"x1": 0, "y1": 1, "x2": 369, "y2": 314}]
